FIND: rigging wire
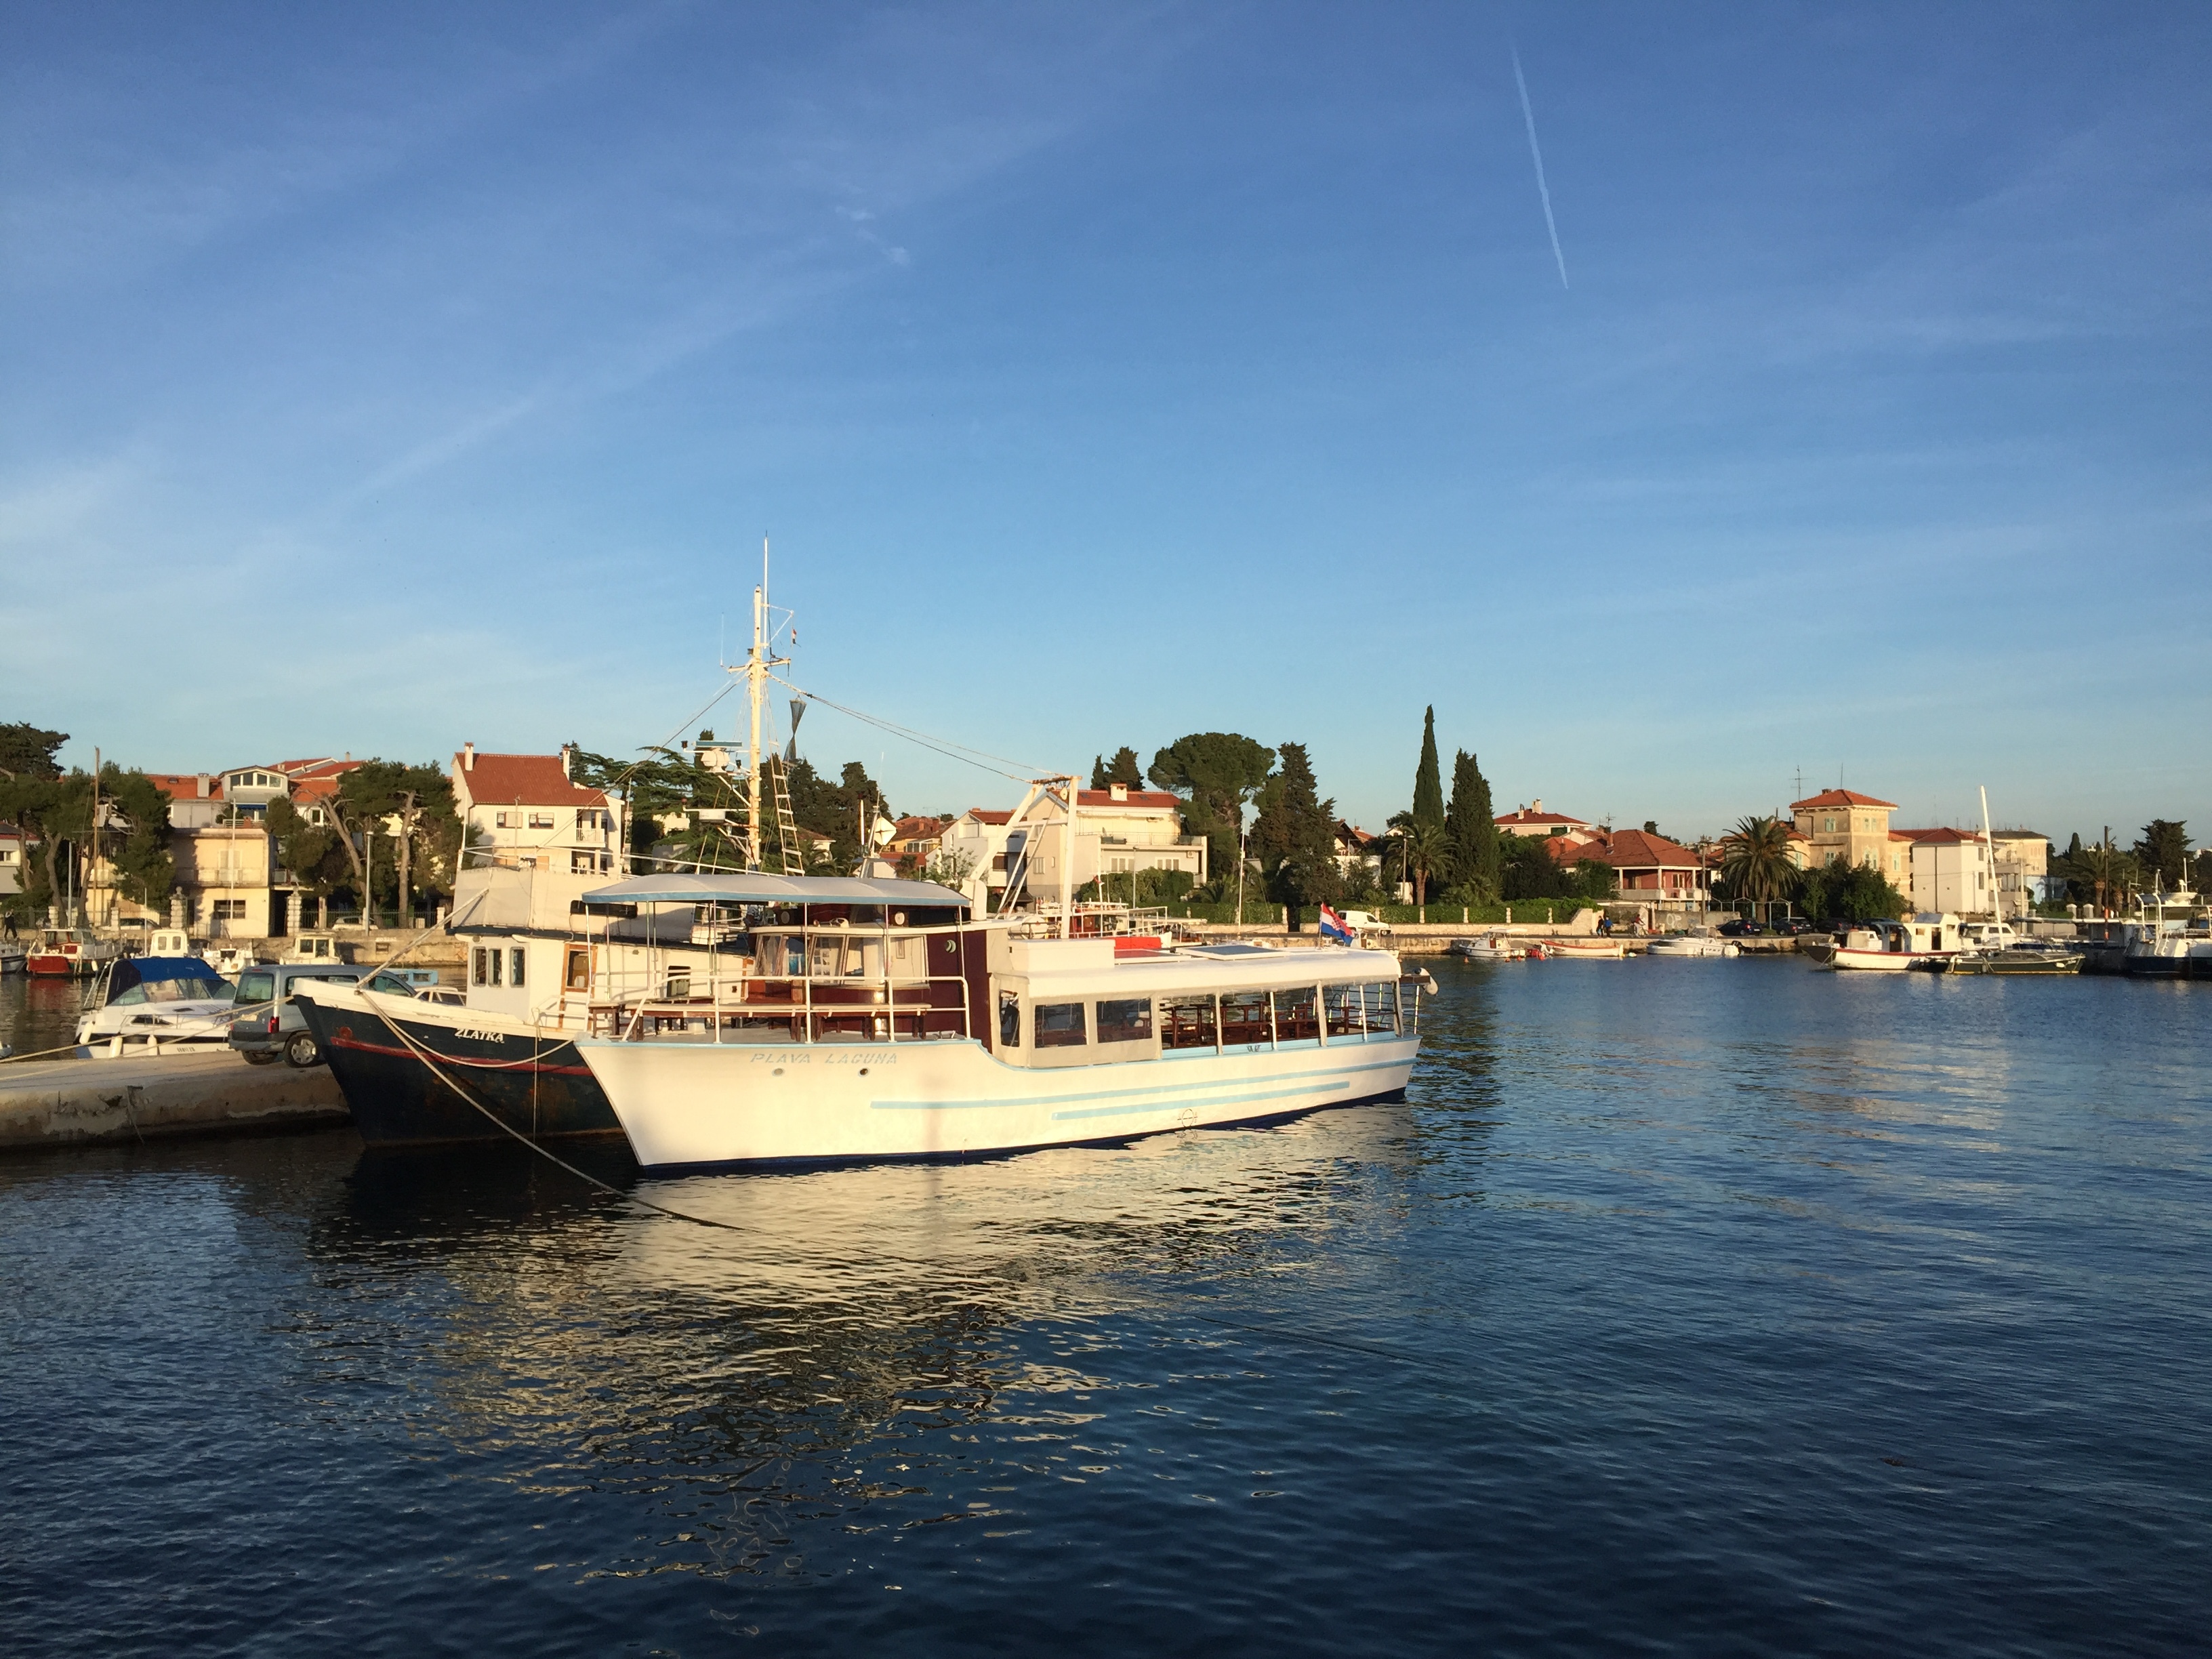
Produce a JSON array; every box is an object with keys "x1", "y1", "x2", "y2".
[{"x1": 770, "y1": 677, "x2": 1053, "y2": 784}]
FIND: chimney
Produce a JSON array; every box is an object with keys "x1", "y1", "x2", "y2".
[
  {"x1": 560, "y1": 743, "x2": 574, "y2": 781},
  {"x1": 1109, "y1": 782, "x2": 1128, "y2": 802},
  {"x1": 463, "y1": 742, "x2": 476, "y2": 772},
  {"x1": 196, "y1": 773, "x2": 209, "y2": 798},
  {"x1": 1532, "y1": 798, "x2": 1543, "y2": 813}
]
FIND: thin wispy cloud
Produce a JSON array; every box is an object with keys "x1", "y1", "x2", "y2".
[{"x1": 1511, "y1": 44, "x2": 1568, "y2": 291}]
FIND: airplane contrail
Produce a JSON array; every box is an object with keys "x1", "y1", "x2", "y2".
[{"x1": 1511, "y1": 45, "x2": 1569, "y2": 291}]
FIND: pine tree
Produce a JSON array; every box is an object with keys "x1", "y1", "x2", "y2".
[
  {"x1": 1248, "y1": 741, "x2": 1340, "y2": 927},
  {"x1": 1444, "y1": 750, "x2": 1501, "y2": 898},
  {"x1": 1090, "y1": 755, "x2": 1110, "y2": 790},
  {"x1": 1106, "y1": 746, "x2": 1143, "y2": 787},
  {"x1": 1412, "y1": 706, "x2": 1444, "y2": 832}
]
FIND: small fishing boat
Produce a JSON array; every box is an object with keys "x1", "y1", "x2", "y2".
[
  {"x1": 1937, "y1": 946, "x2": 2084, "y2": 975},
  {"x1": 1450, "y1": 933, "x2": 1522, "y2": 962},
  {"x1": 1539, "y1": 937, "x2": 1625, "y2": 960},
  {"x1": 1829, "y1": 914, "x2": 1966, "y2": 972},
  {"x1": 74, "y1": 956, "x2": 238, "y2": 1055},
  {"x1": 0, "y1": 938, "x2": 26, "y2": 974},
  {"x1": 26, "y1": 928, "x2": 123, "y2": 977},
  {"x1": 1645, "y1": 930, "x2": 1740, "y2": 958}
]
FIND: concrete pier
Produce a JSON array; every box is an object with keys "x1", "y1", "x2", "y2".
[{"x1": 0, "y1": 1052, "x2": 347, "y2": 1153}]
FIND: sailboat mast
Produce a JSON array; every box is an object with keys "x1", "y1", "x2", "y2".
[{"x1": 1979, "y1": 785, "x2": 1999, "y2": 921}]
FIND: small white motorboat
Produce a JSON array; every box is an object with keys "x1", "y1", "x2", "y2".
[
  {"x1": 0, "y1": 938, "x2": 26, "y2": 974},
  {"x1": 74, "y1": 956, "x2": 239, "y2": 1057},
  {"x1": 1645, "y1": 930, "x2": 1740, "y2": 958},
  {"x1": 1450, "y1": 933, "x2": 1523, "y2": 962}
]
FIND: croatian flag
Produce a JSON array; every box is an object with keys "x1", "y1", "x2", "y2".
[{"x1": 1319, "y1": 904, "x2": 1354, "y2": 944}]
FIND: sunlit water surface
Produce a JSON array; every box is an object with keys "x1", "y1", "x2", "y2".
[{"x1": 4, "y1": 961, "x2": 2208, "y2": 1655}]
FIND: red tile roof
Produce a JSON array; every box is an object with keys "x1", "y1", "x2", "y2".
[
  {"x1": 1895, "y1": 827, "x2": 1983, "y2": 844},
  {"x1": 1496, "y1": 807, "x2": 1590, "y2": 829},
  {"x1": 1790, "y1": 789, "x2": 1898, "y2": 811},
  {"x1": 964, "y1": 809, "x2": 1014, "y2": 825},
  {"x1": 1583, "y1": 829, "x2": 1703, "y2": 871},
  {"x1": 453, "y1": 752, "x2": 607, "y2": 808},
  {"x1": 144, "y1": 773, "x2": 224, "y2": 800}
]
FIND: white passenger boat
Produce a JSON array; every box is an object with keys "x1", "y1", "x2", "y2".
[{"x1": 568, "y1": 872, "x2": 1425, "y2": 1171}]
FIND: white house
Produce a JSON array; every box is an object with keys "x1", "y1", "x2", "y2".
[
  {"x1": 451, "y1": 744, "x2": 619, "y2": 878},
  {"x1": 940, "y1": 783, "x2": 1205, "y2": 909},
  {"x1": 1904, "y1": 829, "x2": 1999, "y2": 918}
]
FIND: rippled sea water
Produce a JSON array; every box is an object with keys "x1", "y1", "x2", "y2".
[{"x1": 5, "y1": 960, "x2": 2209, "y2": 1656}]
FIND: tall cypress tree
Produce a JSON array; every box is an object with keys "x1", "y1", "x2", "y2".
[
  {"x1": 1412, "y1": 706, "x2": 1445, "y2": 832},
  {"x1": 1444, "y1": 749, "x2": 1502, "y2": 898}
]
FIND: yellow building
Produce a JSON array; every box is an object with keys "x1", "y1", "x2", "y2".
[{"x1": 1790, "y1": 790, "x2": 1912, "y2": 887}]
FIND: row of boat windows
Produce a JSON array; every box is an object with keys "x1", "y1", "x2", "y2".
[{"x1": 996, "y1": 983, "x2": 1401, "y2": 1050}]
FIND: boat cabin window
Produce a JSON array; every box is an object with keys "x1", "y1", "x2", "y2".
[
  {"x1": 564, "y1": 946, "x2": 590, "y2": 991},
  {"x1": 117, "y1": 975, "x2": 228, "y2": 1005},
  {"x1": 510, "y1": 947, "x2": 526, "y2": 987},
  {"x1": 1271, "y1": 986, "x2": 1320, "y2": 1043},
  {"x1": 1323, "y1": 983, "x2": 1366, "y2": 1038},
  {"x1": 1096, "y1": 998, "x2": 1152, "y2": 1045},
  {"x1": 998, "y1": 991, "x2": 1021, "y2": 1047},
  {"x1": 473, "y1": 947, "x2": 502, "y2": 987},
  {"x1": 1034, "y1": 1002, "x2": 1087, "y2": 1048},
  {"x1": 1221, "y1": 990, "x2": 1271, "y2": 1047},
  {"x1": 235, "y1": 970, "x2": 275, "y2": 1006},
  {"x1": 1160, "y1": 996, "x2": 1217, "y2": 1050}
]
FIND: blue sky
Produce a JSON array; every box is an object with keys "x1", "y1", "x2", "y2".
[{"x1": 4, "y1": 2, "x2": 2207, "y2": 844}]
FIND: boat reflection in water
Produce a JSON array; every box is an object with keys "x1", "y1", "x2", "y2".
[{"x1": 321, "y1": 1099, "x2": 1418, "y2": 1570}]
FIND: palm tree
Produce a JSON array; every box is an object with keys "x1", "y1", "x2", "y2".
[
  {"x1": 1719, "y1": 815, "x2": 1797, "y2": 914},
  {"x1": 1391, "y1": 820, "x2": 1450, "y2": 909}
]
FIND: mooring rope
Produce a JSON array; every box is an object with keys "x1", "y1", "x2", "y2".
[{"x1": 375, "y1": 1010, "x2": 746, "y2": 1232}]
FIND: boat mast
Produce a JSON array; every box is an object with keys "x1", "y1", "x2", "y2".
[
  {"x1": 738, "y1": 537, "x2": 786, "y2": 872},
  {"x1": 1979, "y1": 785, "x2": 1999, "y2": 922}
]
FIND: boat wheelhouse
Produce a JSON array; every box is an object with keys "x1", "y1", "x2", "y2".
[{"x1": 557, "y1": 872, "x2": 1424, "y2": 1170}]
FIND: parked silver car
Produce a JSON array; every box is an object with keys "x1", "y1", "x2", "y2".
[{"x1": 228, "y1": 962, "x2": 421, "y2": 1068}]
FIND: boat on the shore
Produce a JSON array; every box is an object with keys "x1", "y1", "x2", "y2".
[{"x1": 73, "y1": 956, "x2": 238, "y2": 1055}]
